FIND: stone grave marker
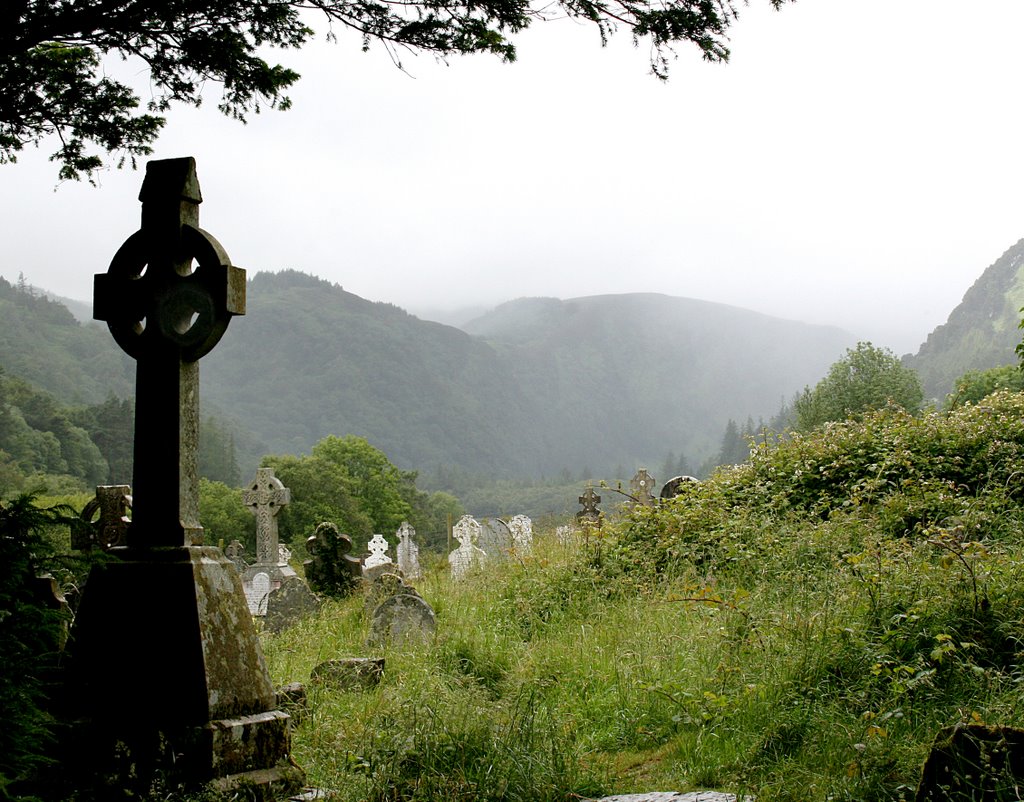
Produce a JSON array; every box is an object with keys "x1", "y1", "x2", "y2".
[
  {"x1": 65, "y1": 157, "x2": 299, "y2": 797},
  {"x1": 364, "y1": 571, "x2": 420, "y2": 617},
  {"x1": 305, "y1": 521, "x2": 362, "y2": 597},
  {"x1": 556, "y1": 524, "x2": 577, "y2": 545},
  {"x1": 224, "y1": 539, "x2": 248, "y2": 572},
  {"x1": 577, "y1": 486, "x2": 602, "y2": 527},
  {"x1": 508, "y1": 514, "x2": 533, "y2": 556},
  {"x1": 73, "y1": 484, "x2": 132, "y2": 551},
  {"x1": 364, "y1": 533, "x2": 392, "y2": 571},
  {"x1": 630, "y1": 468, "x2": 656, "y2": 506},
  {"x1": 368, "y1": 593, "x2": 437, "y2": 647},
  {"x1": 478, "y1": 516, "x2": 513, "y2": 561},
  {"x1": 660, "y1": 475, "x2": 700, "y2": 499},
  {"x1": 264, "y1": 576, "x2": 322, "y2": 634},
  {"x1": 241, "y1": 467, "x2": 298, "y2": 614},
  {"x1": 247, "y1": 571, "x2": 271, "y2": 616},
  {"x1": 449, "y1": 515, "x2": 487, "y2": 580},
  {"x1": 396, "y1": 521, "x2": 422, "y2": 580}
]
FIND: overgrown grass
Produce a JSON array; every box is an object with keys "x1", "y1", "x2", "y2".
[{"x1": 261, "y1": 393, "x2": 1024, "y2": 801}]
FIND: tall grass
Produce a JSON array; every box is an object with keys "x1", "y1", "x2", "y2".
[{"x1": 262, "y1": 394, "x2": 1024, "y2": 801}]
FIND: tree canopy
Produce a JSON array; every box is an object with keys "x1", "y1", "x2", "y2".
[
  {"x1": 794, "y1": 342, "x2": 924, "y2": 431},
  {"x1": 3, "y1": 0, "x2": 788, "y2": 180}
]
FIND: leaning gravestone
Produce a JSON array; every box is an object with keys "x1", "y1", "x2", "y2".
[
  {"x1": 449, "y1": 515, "x2": 487, "y2": 580},
  {"x1": 396, "y1": 521, "x2": 422, "y2": 580},
  {"x1": 63, "y1": 158, "x2": 300, "y2": 798},
  {"x1": 660, "y1": 475, "x2": 700, "y2": 500},
  {"x1": 478, "y1": 516, "x2": 513, "y2": 562}
]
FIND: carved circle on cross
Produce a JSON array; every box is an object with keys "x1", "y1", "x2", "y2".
[{"x1": 98, "y1": 224, "x2": 238, "y2": 361}]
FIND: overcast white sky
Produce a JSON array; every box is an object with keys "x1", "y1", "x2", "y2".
[{"x1": 3, "y1": 0, "x2": 1023, "y2": 354}]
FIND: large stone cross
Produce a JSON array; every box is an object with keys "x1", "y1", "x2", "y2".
[
  {"x1": 94, "y1": 157, "x2": 244, "y2": 548},
  {"x1": 243, "y1": 467, "x2": 291, "y2": 565}
]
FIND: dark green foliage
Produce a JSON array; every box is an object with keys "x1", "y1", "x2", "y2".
[
  {"x1": 0, "y1": 494, "x2": 76, "y2": 793},
  {"x1": 0, "y1": 367, "x2": 108, "y2": 494},
  {"x1": 263, "y1": 434, "x2": 451, "y2": 553},
  {"x1": 947, "y1": 364, "x2": 1024, "y2": 410},
  {"x1": 0, "y1": 276, "x2": 134, "y2": 405},
  {"x1": 198, "y1": 416, "x2": 240, "y2": 487},
  {"x1": 198, "y1": 478, "x2": 255, "y2": 553},
  {"x1": 794, "y1": 341, "x2": 924, "y2": 431},
  {"x1": 69, "y1": 395, "x2": 134, "y2": 484},
  {"x1": 4, "y1": 0, "x2": 792, "y2": 180}
]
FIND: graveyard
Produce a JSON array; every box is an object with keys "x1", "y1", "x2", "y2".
[{"x1": 5, "y1": 159, "x2": 1024, "y2": 802}]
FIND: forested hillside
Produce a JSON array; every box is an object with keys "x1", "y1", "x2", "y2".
[
  {"x1": 904, "y1": 238, "x2": 1024, "y2": 400},
  {"x1": 0, "y1": 276, "x2": 133, "y2": 403},
  {"x1": 3, "y1": 269, "x2": 859, "y2": 482}
]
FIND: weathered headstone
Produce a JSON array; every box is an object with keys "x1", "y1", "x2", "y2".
[
  {"x1": 304, "y1": 521, "x2": 362, "y2": 597},
  {"x1": 449, "y1": 515, "x2": 487, "y2": 580},
  {"x1": 240, "y1": 467, "x2": 298, "y2": 614},
  {"x1": 224, "y1": 539, "x2": 248, "y2": 571},
  {"x1": 244, "y1": 467, "x2": 290, "y2": 565},
  {"x1": 630, "y1": 468, "x2": 656, "y2": 506},
  {"x1": 508, "y1": 514, "x2": 533, "y2": 556},
  {"x1": 74, "y1": 484, "x2": 132, "y2": 551},
  {"x1": 247, "y1": 571, "x2": 272, "y2": 616},
  {"x1": 478, "y1": 516, "x2": 513, "y2": 561},
  {"x1": 364, "y1": 571, "x2": 420, "y2": 617},
  {"x1": 264, "y1": 576, "x2": 323, "y2": 634},
  {"x1": 660, "y1": 475, "x2": 700, "y2": 499},
  {"x1": 556, "y1": 524, "x2": 577, "y2": 546},
  {"x1": 396, "y1": 521, "x2": 422, "y2": 580},
  {"x1": 577, "y1": 486, "x2": 602, "y2": 527},
  {"x1": 368, "y1": 593, "x2": 437, "y2": 647},
  {"x1": 65, "y1": 158, "x2": 300, "y2": 797}
]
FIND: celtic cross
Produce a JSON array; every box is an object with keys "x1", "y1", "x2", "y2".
[
  {"x1": 94, "y1": 158, "x2": 245, "y2": 548},
  {"x1": 243, "y1": 468, "x2": 291, "y2": 564}
]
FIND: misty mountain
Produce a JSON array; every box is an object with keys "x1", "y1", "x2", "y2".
[
  {"x1": 904, "y1": 238, "x2": 1024, "y2": 400},
  {"x1": 2, "y1": 269, "x2": 857, "y2": 480}
]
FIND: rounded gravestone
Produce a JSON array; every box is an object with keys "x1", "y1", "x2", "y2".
[{"x1": 368, "y1": 593, "x2": 437, "y2": 647}]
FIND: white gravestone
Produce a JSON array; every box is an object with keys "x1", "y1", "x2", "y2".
[
  {"x1": 449, "y1": 515, "x2": 487, "y2": 580},
  {"x1": 240, "y1": 467, "x2": 297, "y2": 615},
  {"x1": 508, "y1": 514, "x2": 533, "y2": 556},
  {"x1": 364, "y1": 533, "x2": 392, "y2": 571},
  {"x1": 396, "y1": 521, "x2": 422, "y2": 580},
  {"x1": 245, "y1": 571, "x2": 271, "y2": 616}
]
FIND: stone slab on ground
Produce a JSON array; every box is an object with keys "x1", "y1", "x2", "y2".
[{"x1": 588, "y1": 793, "x2": 750, "y2": 802}]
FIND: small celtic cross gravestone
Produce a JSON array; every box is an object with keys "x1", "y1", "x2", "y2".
[
  {"x1": 630, "y1": 468, "x2": 655, "y2": 506},
  {"x1": 577, "y1": 486, "x2": 602, "y2": 525},
  {"x1": 243, "y1": 467, "x2": 291, "y2": 565},
  {"x1": 94, "y1": 157, "x2": 244, "y2": 547}
]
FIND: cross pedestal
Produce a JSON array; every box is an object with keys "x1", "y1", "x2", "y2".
[{"x1": 61, "y1": 159, "x2": 301, "y2": 799}]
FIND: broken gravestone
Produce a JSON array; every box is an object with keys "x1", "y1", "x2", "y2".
[{"x1": 63, "y1": 157, "x2": 300, "y2": 799}]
